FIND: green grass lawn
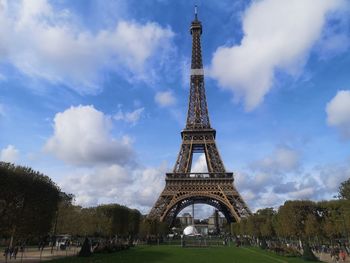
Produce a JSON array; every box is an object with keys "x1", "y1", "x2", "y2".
[{"x1": 51, "y1": 245, "x2": 310, "y2": 263}]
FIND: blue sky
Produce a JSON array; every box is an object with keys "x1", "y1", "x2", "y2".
[{"x1": 1, "y1": 0, "x2": 350, "y2": 216}]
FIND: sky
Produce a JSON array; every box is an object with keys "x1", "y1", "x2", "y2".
[{"x1": 1, "y1": 0, "x2": 350, "y2": 218}]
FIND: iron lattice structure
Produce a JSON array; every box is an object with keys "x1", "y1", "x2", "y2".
[{"x1": 148, "y1": 10, "x2": 251, "y2": 225}]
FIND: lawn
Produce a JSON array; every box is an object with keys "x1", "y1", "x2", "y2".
[{"x1": 51, "y1": 245, "x2": 309, "y2": 263}]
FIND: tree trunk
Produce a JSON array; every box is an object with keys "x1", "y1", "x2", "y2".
[{"x1": 9, "y1": 226, "x2": 16, "y2": 247}]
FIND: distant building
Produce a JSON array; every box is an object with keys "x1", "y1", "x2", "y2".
[
  {"x1": 178, "y1": 210, "x2": 227, "y2": 235},
  {"x1": 208, "y1": 210, "x2": 226, "y2": 234},
  {"x1": 179, "y1": 212, "x2": 193, "y2": 226}
]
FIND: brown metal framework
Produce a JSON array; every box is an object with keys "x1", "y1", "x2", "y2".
[{"x1": 148, "y1": 9, "x2": 251, "y2": 225}]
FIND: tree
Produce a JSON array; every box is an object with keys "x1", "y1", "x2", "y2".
[
  {"x1": 339, "y1": 178, "x2": 350, "y2": 200},
  {"x1": 319, "y1": 200, "x2": 350, "y2": 241},
  {"x1": 276, "y1": 200, "x2": 319, "y2": 240},
  {"x1": 256, "y1": 208, "x2": 276, "y2": 239},
  {"x1": 78, "y1": 237, "x2": 92, "y2": 257},
  {"x1": 304, "y1": 213, "x2": 320, "y2": 239},
  {"x1": 0, "y1": 162, "x2": 61, "y2": 245}
]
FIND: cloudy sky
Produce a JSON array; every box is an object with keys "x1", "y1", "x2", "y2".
[{"x1": 1, "y1": 0, "x2": 350, "y2": 217}]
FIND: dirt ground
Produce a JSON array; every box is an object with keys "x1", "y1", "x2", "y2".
[
  {"x1": 315, "y1": 252, "x2": 350, "y2": 263},
  {"x1": 0, "y1": 246, "x2": 79, "y2": 263}
]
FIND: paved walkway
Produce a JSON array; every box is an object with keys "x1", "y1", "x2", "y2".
[
  {"x1": 315, "y1": 252, "x2": 350, "y2": 263},
  {"x1": 0, "y1": 247, "x2": 79, "y2": 263}
]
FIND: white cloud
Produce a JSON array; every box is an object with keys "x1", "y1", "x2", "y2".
[
  {"x1": 318, "y1": 163, "x2": 350, "y2": 192},
  {"x1": 210, "y1": 0, "x2": 345, "y2": 111},
  {"x1": 326, "y1": 90, "x2": 350, "y2": 139},
  {"x1": 0, "y1": 145, "x2": 19, "y2": 163},
  {"x1": 114, "y1": 107, "x2": 144, "y2": 125},
  {"x1": 0, "y1": 0, "x2": 174, "y2": 93},
  {"x1": 155, "y1": 90, "x2": 177, "y2": 107},
  {"x1": 238, "y1": 154, "x2": 350, "y2": 211},
  {"x1": 60, "y1": 163, "x2": 167, "y2": 212},
  {"x1": 250, "y1": 146, "x2": 300, "y2": 174},
  {"x1": 235, "y1": 145, "x2": 304, "y2": 210},
  {"x1": 45, "y1": 105, "x2": 133, "y2": 166}
]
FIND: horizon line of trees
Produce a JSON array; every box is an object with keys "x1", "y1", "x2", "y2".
[
  {"x1": 1, "y1": 161, "x2": 350, "y2": 247},
  {"x1": 0, "y1": 162, "x2": 145, "y2": 246},
  {"x1": 56, "y1": 200, "x2": 142, "y2": 238},
  {"x1": 231, "y1": 180, "x2": 350, "y2": 244}
]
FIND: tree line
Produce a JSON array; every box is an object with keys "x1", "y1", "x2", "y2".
[
  {"x1": 56, "y1": 201, "x2": 142, "y2": 238},
  {"x1": 231, "y1": 180, "x2": 350, "y2": 245},
  {"x1": 0, "y1": 162, "x2": 144, "y2": 246},
  {"x1": 1, "y1": 161, "x2": 350, "y2": 247}
]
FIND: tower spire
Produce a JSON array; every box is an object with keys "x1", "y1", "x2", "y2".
[{"x1": 187, "y1": 6, "x2": 210, "y2": 130}]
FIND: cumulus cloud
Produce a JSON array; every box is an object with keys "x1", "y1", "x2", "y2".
[
  {"x1": 236, "y1": 144, "x2": 350, "y2": 211},
  {"x1": 0, "y1": 0, "x2": 174, "y2": 93},
  {"x1": 235, "y1": 145, "x2": 308, "y2": 210},
  {"x1": 317, "y1": 163, "x2": 350, "y2": 192},
  {"x1": 0, "y1": 145, "x2": 19, "y2": 163},
  {"x1": 326, "y1": 90, "x2": 350, "y2": 139},
  {"x1": 250, "y1": 146, "x2": 300, "y2": 174},
  {"x1": 235, "y1": 146, "x2": 301, "y2": 207},
  {"x1": 155, "y1": 90, "x2": 177, "y2": 107},
  {"x1": 45, "y1": 105, "x2": 133, "y2": 166},
  {"x1": 60, "y1": 163, "x2": 167, "y2": 212},
  {"x1": 210, "y1": 0, "x2": 345, "y2": 111},
  {"x1": 114, "y1": 107, "x2": 144, "y2": 125}
]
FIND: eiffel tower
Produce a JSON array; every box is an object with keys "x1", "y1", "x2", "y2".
[{"x1": 148, "y1": 7, "x2": 251, "y2": 225}]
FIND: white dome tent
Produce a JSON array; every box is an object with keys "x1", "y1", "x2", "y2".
[{"x1": 183, "y1": 225, "x2": 199, "y2": 236}]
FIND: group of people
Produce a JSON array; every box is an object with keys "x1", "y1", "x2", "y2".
[
  {"x1": 3, "y1": 246, "x2": 20, "y2": 260},
  {"x1": 330, "y1": 248, "x2": 347, "y2": 262}
]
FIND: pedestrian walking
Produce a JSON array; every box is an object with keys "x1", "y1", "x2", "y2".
[
  {"x1": 13, "y1": 247, "x2": 18, "y2": 260},
  {"x1": 3, "y1": 247, "x2": 9, "y2": 261},
  {"x1": 9, "y1": 247, "x2": 14, "y2": 260},
  {"x1": 339, "y1": 250, "x2": 346, "y2": 262}
]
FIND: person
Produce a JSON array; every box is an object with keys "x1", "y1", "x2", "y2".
[
  {"x1": 3, "y1": 247, "x2": 9, "y2": 261},
  {"x1": 13, "y1": 247, "x2": 18, "y2": 260},
  {"x1": 331, "y1": 248, "x2": 336, "y2": 262},
  {"x1": 335, "y1": 250, "x2": 340, "y2": 263},
  {"x1": 9, "y1": 247, "x2": 14, "y2": 260},
  {"x1": 339, "y1": 250, "x2": 346, "y2": 262}
]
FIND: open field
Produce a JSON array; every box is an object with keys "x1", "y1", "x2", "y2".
[{"x1": 50, "y1": 245, "x2": 311, "y2": 263}]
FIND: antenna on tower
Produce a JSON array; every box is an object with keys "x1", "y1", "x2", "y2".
[{"x1": 194, "y1": 5, "x2": 198, "y2": 20}]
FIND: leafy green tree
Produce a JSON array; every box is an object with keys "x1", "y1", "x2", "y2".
[
  {"x1": 276, "y1": 200, "x2": 319, "y2": 240},
  {"x1": 339, "y1": 178, "x2": 350, "y2": 200},
  {"x1": 128, "y1": 209, "x2": 141, "y2": 236},
  {"x1": 256, "y1": 208, "x2": 276, "y2": 238},
  {"x1": 304, "y1": 214, "x2": 320, "y2": 238},
  {"x1": 0, "y1": 162, "x2": 61, "y2": 245},
  {"x1": 319, "y1": 200, "x2": 350, "y2": 240}
]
